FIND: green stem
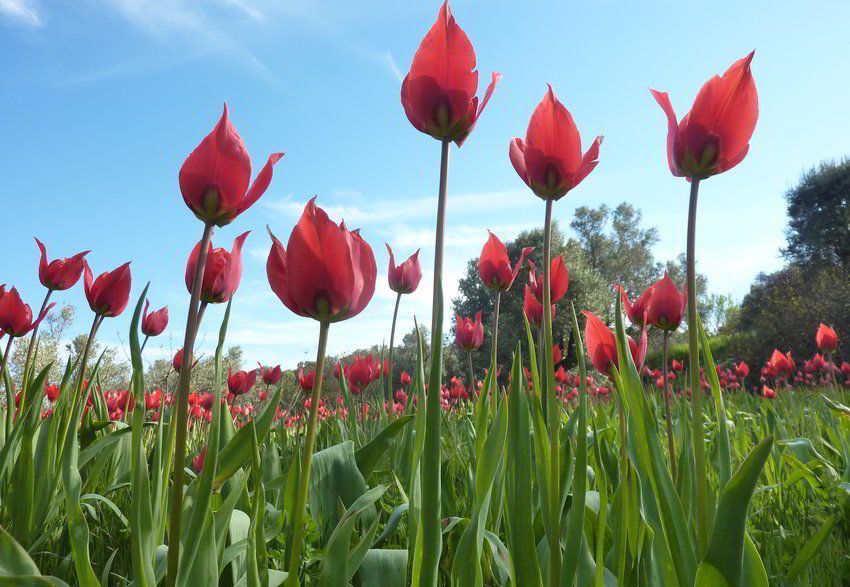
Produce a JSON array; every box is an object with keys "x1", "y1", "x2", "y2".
[
  {"x1": 542, "y1": 198, "x2": 560, "y2": 587},
  {"x1": 285, "y1": 320, "x2": 330, "y2": 585},
  {"x1": 686, "y1": 177, "x2": 709, "y2": 552},
  {"x1": 1, "y1": 336, "x2": 15, "y2": 439},
  {"x1": 662, "y1": 331, "x2": 677, "y2": 481},
  {"x1": 490, "y1": 291, "x2": 501, "y2": 396},
  {"x1": 18, "y1": 289, "x2": 53, "y2": 414},
  {"x1": 386, "y1": 291, "x2": 402, "y2": 405},
  {"x1": 419, "y1": 138, "x2": 450, "y2": 587},
  {"x1": 166, "y1": 221, "x2": 214, "y2": 586},
  {"x1": 467, "y1": 351, "x2": 475, "y2": 393}
]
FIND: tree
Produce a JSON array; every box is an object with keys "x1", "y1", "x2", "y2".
[
  {"x1": 784, "y1": 159, "x2": 850, "y2": 269},
  {"x1": 144, "y1": 346, "x2": 245, "y2": 394},
  {"x1": 733, "y1": 264, "x2": 850, "y2": 367},
  {"x1": 9, "y1": 303, "x2": 76, "y2": 383},
  {"x1": 66, "y1": 332, "x2": 130, "y2": 390}
]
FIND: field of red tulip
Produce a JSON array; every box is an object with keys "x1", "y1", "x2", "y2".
[{"x1": 1, "y1": 2, "x2": 848, "y2": 587}]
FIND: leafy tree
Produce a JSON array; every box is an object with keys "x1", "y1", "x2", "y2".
[
  {"x1": 784, "y1": 159, "x2": 850, "y2": 268},
  {"x1": 66, "y1": 332, "x2": 130, "y2": 390},
  {"x1": 9, "y1": 303, "x2": 76, "y2": 383},
  {"x1": 144, "y1": 346, "x2": 244, "y2": 394}
]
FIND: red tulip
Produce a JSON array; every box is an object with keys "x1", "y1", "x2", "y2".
[
  {"x1": 734, "y1": 362, "x2": 749, "y2": 378},
  {"x1": 651, "y1": 52, "x2": 758, "y2": 179},
  {"x1": 259, "y1": 364, "x2": 282, "y2": 385},
  {"x1": 35, "y1": 238, "x2": 89, "y2": 291},
  {"x1": 172, "y1": 348, "x2": 184, "y2": 371},
  {"x1": 761, "y1": 385, "x2": 776, "y2": 399},
  {"x1": 267, "y1": 198, "x2": 376, "y2": 323},
  {"x1": 145, "y1": 389, "x2": 162, "y2": 411},
  {"x1": 672, "y1": 359, "x2": 685, "y2": 372},
  {"x1": 401, "y1": 2, "x2": 500, "y2": 146},
  {"x1": 346, "y1": 355, "x2": 382, "y2": 394},
  {"x1": 618, "y1": 285, "x2": 653, "y2": 328},
  {"x1": 185, "y1": 231, "x2": 249, "y2": 305},
  {"x1": 478, "y1": 231, "x2": 533, "y2": 292},
  {"x1": 645, "y1": 273, "x2": 687, "y2": 332},
  {"x1": 192, "y1": 446, "x2": 207, "y2": 473},
  {"x1": 400, "y1": 371, "x2": 412, "y2": 387},
  {"x1": 44, "y1": 382, "x2": 60, "y2": 402},
  {"x1": 83, "y1": 261, "x2": 131, "y2": 318},
  {"x1": 528, "y1": 257, "x2": 569, "y2": 303},
  {"x1": 552, "y1": 343, "x2": 562, "y2": 367},
  {"x1": 180, "y1": 103, "x2": 283, "y2": 227},
  {"x1": 582, "y1": 310, "x2": 646, "y2": 378},
  {"x1": 386, "y1": 244, "x2": 423, "y2": 294},
  {"x1": 297, "y1": 368, "x2": 315, "y2": 392},
  {"x1": 141, "y1": 300, "x2": 169, "y2": 337},
  {"x1": 815, "y1": 323, "x2": 838, "y2": 352},
  {"x1": 0, "y1": 287, "x2": 54, "y2": 337},
  {"x1": 767, "y1": 349, "x2": 794, "y2": 377},
  {"x1": 227, "y1": 368, "x2": 257, "y2": 396},
  {"x1": 455, "y1": 311, "x2": 484, "y2": 351},
  {"x1": 523, "y1": 285, "x2": 554, "y2": 330},
  {"x1": 510, "y1": 85, "x2": 602, "y2": 200}
]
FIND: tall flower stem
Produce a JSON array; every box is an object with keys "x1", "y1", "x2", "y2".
[
  {"x1": 419, "y1": 139, "x2": 450, "y2": 587},
  {"x1": 285, "y1": 320, "x2": 330, "y2": 585},
  {"x1": 467, "y1": 351, "x2": 475, "y2": 393},
  {"x1": 166, "y1": 221, "x2": 214, "y2": 586},
  {"x1": 542, "y1": 198, "x2": 560, "y2": 587},
  {"x1": 386, "y1": 291, "x2": 402, "y2": 405},
  {"x1": 18, "y1": 289, "x2": 54, "y2": 413},
  {"x1": 489, "y1": 291, "x2": 501, "y2": 396},
  {"x1": 686, "y1": 178, "x2": 709, "y2": 552},
  {"x1": 662, "y1": 331, "x2": 677, "y2": 481},
  {"x1": 1, "y1": 336, "x2": 15, "y2": 438}
]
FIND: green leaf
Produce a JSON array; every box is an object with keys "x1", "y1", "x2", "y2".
[
  {"x1": 784, "y1": 514, "x2": 837, "y2": 582},
  {"x1": 354, "y1": 415, "x2": 414, "y2": 480},
  {"x1": 355, "y1": 549, "x2": 408, "y2": 587},
  {"x1": 697, "y1": 436, "x2": 773, "y2": 587},
  {"x1": 308, "y1": 441, "x2": 371, "y2": 543}
]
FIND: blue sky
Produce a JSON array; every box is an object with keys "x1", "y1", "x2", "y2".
[{"x1": 1, "y1": 0, "x2": 848, "y2": 369}]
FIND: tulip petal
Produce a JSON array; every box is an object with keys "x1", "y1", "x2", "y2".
[
  {"x1": 650, "y1": 89, "x2": 682, "y2": 177},
  {"x1": 239, "y1": 152, "x2": 284, "y2": 216}
]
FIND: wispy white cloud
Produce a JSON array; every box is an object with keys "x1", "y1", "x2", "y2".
[
  {"x1": 0, "y1": 0, "x2": 41, "y2": 26},
  {"x1": 379, "y1": 50, "x2": 403, "y2": 82}
]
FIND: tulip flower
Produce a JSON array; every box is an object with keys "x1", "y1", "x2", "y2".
[
  {"x1": 227, "y1": 368, "x2": 257, "y2": 396},
  {"x1": 582, "y1": 310, "x2": 646, "y2": 379},
  {"x1": 172, "y1": 348, "x2": 184, "y2": 372},
  {"x1": 0, "y1": 287, "x2": 54, "y2": 338},
  {"x1": 767, "y1": 350, "x2": 795, "y2": 378},
  {"x1": 401, "y1": 2, "x2": 499, "y2": 146},
  {"x1": 510, "y1": 85, "x2": 602, "y2": 201},
  {"x1": 645, "y1": 273, "x2": 687, "y2": 332},
  {"x1": 346, "y1": 355, "x2": 382, "y2": 395},
  {"x1": 386, "y1": 244, "x2": 422, "y2": 294},
  {"x1": 651, "y1": 52, "x2": 758, "y2": 180},
  {"x1": 44, "y1": 383, "x2": 60, "y2": 403},
  {"x1": 185, "y1": 231, "x2": 249, "y2": 305},
  {"x1": 141, "y1": 300, "x2": 169, "y2": 337},
  {"x1": 651, "y1": 54, "x2": 758, "y2": 547},
  {"x1": 259, "y1": 364, "x2": 282, "y2": 386},
  {"x1": 478, "y1": 232, "x2": 533, "y2": 292},
  {"x1": 618, "y1": 285, "x2": 654, "y2": 328},
  {"x1": 734, "y1": 362, "x2": 749, "y2": 379},
  {"x1": 267, "y1": 198, "x2": 376, "y2": 579},
  {"x1": 523, "y1": 285, "x2": 554, "y2": 330},
  {"x1": 179, "y1": 104, "x2": 283, "y2": 227},
  {"x1": 35, "y1": 238, "x2": 89, "y2": 291},
  {"x1": 455, "y1": 312, "x2": 484, "y2": 352},
  {"x1": 816, "y1": 323, "x2": 838, "y2": 352},
  {"x1": 295, "y1": 368, "x2": 315, "y2": 392},
  {"x1": 192, "y1": 447, "x2": 207, "y2": 473},
  {"x1": 672, "y1": 359, "x2": 685, "y2": 372},
  {"x1": 761, "y1": 385, "x2": 776, "y2": 399},
  {"x1": 267, "y1": 198, "x2": 376, "y2": 323},
  {"x1": 145, "y1": 389, "x2": 163, "y2": 411},
  {"x1": 528, "y1": 257, "x2": 569, "y2": 303},
  {"x1": 385, "y1": 243, "x2": 422, "y2": 403},
  {"x1": 83, "y1": 261, "x2": 132, "y2": 318},
  {"x1": 400, "y1": 371, "x2": 412, "y2": 387}
]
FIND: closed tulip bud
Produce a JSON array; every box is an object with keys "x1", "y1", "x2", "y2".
[
  {"x1": 672, "y1": 359, "x2": 685, "y2": 372},
  {"x1": 761, "y1": 385, "x2": 776, "y2": 399},
  {"x1": 645, "y1": 273, "x2": 687, "y2": 332},
  {"x1": 815, "y1": 323, "x2": 838, "y2": 352},
  {"x1": 0, "y1": 287, "x2": 54, "y2": 338},
  {"x1": 180, "y1": 103, "x2": 283, "y2": 227},
  {"x1": 83, "y1": 261, "x2": 132, "y2": 318},
  {"x1": 510, "y1": 85, "x2": 602, "y2": 200},
  {"x1": 455, "y1": 312, "x2": 484, "y2": 352},
  {"x1": 528, "y1": 257, "x2": 569, "y2": 303},
  {"x1": 267, "y1": 198, "x2": 376, "y2": 323},
  {"x1": 401, "y1": 2, "x2": 500, "y2": 146},
  {"x1": 44, "y1": 382, "x2": 60, "y2": 402},
  {"x1": 185, "y1": 231, "x2": 249, "y2": 305},
  {"x1": 141, "y1": 300, "x2": 169, "y2": 337},
  {"x1": 227, "y1": 368, "x2": 257, "y2": 396},
  {"x1": 523, "y1": 285, "x2": 554, "y2": 330},
  {"x1": 35, "y1": 238, "x2": 89, "y2": 291},
  {"x1": 386, "y1": 244, "x2": 422, "y2": 294},
  {"x1": 259, "y1": 363, "x2": 282, "y2": 385},
  {"x1": 582, "y1": 310, "x2": 646, "y2": 378},
  {"x1": 651, "y1": 52, "x2": 758, "y2": 179},
  {"x1": 172, "y1": 348, "x2": 184, "y2": 371},
  {"x1": 192, "y1": 447, "x2": 207, "y2": 473},
  {"x1": 478, "y1": 231, "x2": 533, "y2": 292}
]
